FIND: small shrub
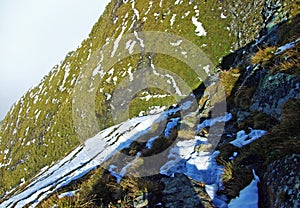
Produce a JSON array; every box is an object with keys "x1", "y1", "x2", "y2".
[
  {"x1": 251, "y1": 47, "x2": 277, "y2": 66},
  {"x1": 218, "y1": 158, "x2": 234, "y2": 183},
  {"x1": 220, "y1": 68, "x2": 241, "y2": 97}
]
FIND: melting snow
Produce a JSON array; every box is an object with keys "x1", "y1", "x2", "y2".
[
  {"x1": 192, "y1": 16, "x2": 207, "y2": 36},
  {"x1": 111, "y1": 14, "x2": 128, "y2": 57},
  {"x1": 125, "y1": 39, "x2": 137, "y2": 54},
  {"x1": 221, "y1": 13, "x2": 227, "y2": 19},
  {"x1": 230, "y1": 129, "x2": 267, "y2": 148},
  {"x1": 196, "y1": 112, "x2": 232, "y2": 133},
  {"x1": 228, "y1": 170, "x2": 260, "y2": 208},
  {"x1": 58, "y1": 190, "x2": 78, "y2": 199},
  {"x1": 144, "y1": 1, "x2": 153, "y2": 15},
  {"x1": 170, "y1": 39, "x2": 183, "y2": 47},
  {"x1": 0, "y1": 114, "x2": 162, "y2": 207},
  {"x1": 134, "y1": 31, "x2": 145, "y2": 48},
  {"x1": 131, "y1": 0, "x2": 140, "y2": 20},
  {"x1": 275, "y1": 37, "x2": 300, "y2": 55},
  {"x1": 170, "y1": 14, "x2": 177, "y2": 28}
]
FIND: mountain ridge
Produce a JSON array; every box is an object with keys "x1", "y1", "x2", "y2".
[{"x1": 1, "y1": 0, "x2": 299, "y2": 207}]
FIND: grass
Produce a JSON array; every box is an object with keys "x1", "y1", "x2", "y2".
[
  {"x1": 0, "y1": 0, "x2": 292, "y2": 201},
  {"x1": 220, "y1": 68, "x2": 241, "y2": 97},
  {"x1": 251, "y1": 47, "x2": 277, "y2": 66},
  {"x1": 270, "y1": 41, "x2": 300, "y2": 77}
]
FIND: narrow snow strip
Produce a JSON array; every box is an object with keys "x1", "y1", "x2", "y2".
[
  {"x1": 131, "y1": 0, "x2": 140, "y2": 20},
  {"x1": 170, "y1": 14, "x2": 177, "y2": 28},
  {"x1": 192, "y1": 16, "x2": 207, "y2": 36},
  {"x1": 125, "y1": 39, "x2": 137, "y2": 54},
  {"x1": 58, "y1": 190, "x2": 78, "y2": 199},
  {"x1": 196, "y1": 112, "x2": 232, "y2": 133},
  {"x1": 146, "y1": 136, "x2": 160, "y2": 149},
  {"x1": 111, "y1": 24, "x2": 127, "y2": 57},
  {"x1": 230, "y1": 129, "x2": 267, "y2": 148},
  {"x1": 170, "y1": 39, "x2": 183, "y2": 47},
  {"x1": 228, "y1": 170, "x2": 260, "y2": 208},
  {"x1": 164, "y1": 118, "x2": 180, "y2": 137},
  {"x1": 144, "y1": 1, "x2": 153, "y2": 15},
  {"x1": 275, "y1": 37, "x2": 300, "y2": 55},
  {"x1": 134, "y1": 31, "x2": 145, "y2": 48}
]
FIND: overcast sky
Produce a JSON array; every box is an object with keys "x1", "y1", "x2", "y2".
[{"x1": 0, "y1": 0, "x2": 111, "y2": 120}]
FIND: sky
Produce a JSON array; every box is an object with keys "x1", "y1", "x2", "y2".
[{"x1": 0, "y1": 0, "x2": 111, "y2": 120}]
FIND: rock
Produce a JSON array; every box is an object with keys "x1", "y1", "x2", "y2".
[
  {"x1": 261, "y1": 154, "x2": 300, "y2": 208},
  {"x1": 161, "y1": 173, "x2": 213, "y2": 208},
  {"x1": 250, "y1": 73, "x2": 300, "y2": 119}
]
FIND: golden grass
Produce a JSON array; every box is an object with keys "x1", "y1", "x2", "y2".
[
  {"x1": 220, "y1": 68, "x2": 241, "y2": 97},
  {"x1": 251, "y1": 47, "x2": 277, "y2": 66}
]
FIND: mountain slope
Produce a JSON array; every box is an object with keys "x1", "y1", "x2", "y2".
[
  {"x1": 1, "y1": 0, "x2": 299, "y2": 207},
  {"x1": 0, "y1": 0, "x2": 259, "y2": 195}
]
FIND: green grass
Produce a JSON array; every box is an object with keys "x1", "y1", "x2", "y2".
[{"x1": 0, "y1": 0, "x2": 278, "y2": 198}]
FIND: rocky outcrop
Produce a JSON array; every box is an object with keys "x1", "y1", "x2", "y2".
[
  {"x1": 250, "y1": 73, "x2": 300, "y2": 119},
  {"x1": 261, "y1": 154, "x2": 300, "y2": 208},
  {"x1": 161, "y1": 173, "x2": 213, "y2": 208}
]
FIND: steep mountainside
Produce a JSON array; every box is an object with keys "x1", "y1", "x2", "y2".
[{"x1": 0, "y1": 0, "x2": 299, "y2": 207}]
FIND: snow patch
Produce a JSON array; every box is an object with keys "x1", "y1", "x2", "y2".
[
  {"x1": 134, "y1": 31, "x2": 145, "y2": 48},
  {"x1": 125, "y1": 39, "x2": 137, "y2": 54},
  {"x1": 275, "y1": 37, "x2": 300, "y2": 55},
  {"x1": 170, "y1": 39, "x2": 183, "y2": 47},
  {"x1": 230, "y1": 129, "x2": 267, "y2": 148},
  {"x1": 170, "y1": 14, "x2": 177, "y2": 28},
  {"x1": 221, "y1": 13, "x2": 227, "y2": 19},
  {"x1": 58, "y1": 190, "x2": 78, "y2": 199},
  {"x1": 192, "y1": 16, "x2": 207, "y2": 36},
  {"x1": 228, "y1": 170, "x2": 260, "y2": 208}
]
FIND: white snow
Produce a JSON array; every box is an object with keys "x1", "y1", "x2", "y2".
[
  {"x1": 192, "y1": 16, "x2": 207, "y2": 36},
  {"x1": 140, "y1": 92, "x2": 170, "y2": 101},
  {"x1": 194, "y1": 5, "x2": 200, "y2": 17},
  {"x1": 2, "y1": 101, "x2": 233, "y2": 207},
  {"x1": 125, "y1": 39, "x2": 137, "y2": 54},
  {"x1": 275, "y1": 37, "x2": 300, "y2": 55},
  {"x1": 131, "y1": 0, "x2": 140, "y2": 20},
  {"x1": 170, "y1": 39, "x2": 183, "y2": 47},
  {"x1": 159, "y1": 0, "x2": 163, "y2": 7},
  {"x1": 144, "y1": 1, "x2": 153, "y2": 15},
  {"x1": 170, "y1": 14, "x2": 177, "y2": 28},
  {"x1": 228, "y1": 170, "x2": 260, "y2": 208},
  {"x1": 196, "y1": 112, "x2": 232, "y2": 133},
  {"x1": 134, "y1": 31, "x2": 145, "y2": 48},
  {"x1": 148, "y1": 106, "x2": 167, "y2": 115},
  {"x1": 59, "y1": 64, "x2": 70, "y2": 91},
  {"x1": 182, "y1": 11, "x2": 191, "y2": 19},
  {"x1": 146, "y1": 136, "x2": 159, "y2": 149},
  {"x1": 127, "y1": 66, "x2": 134, "y2": 81},
  {"x1": 203, "y1": 65, "x2": 211, "y2": 74},
  {"x1": 221, "y1": 13, "x2": 227, "y2": 19},
  {"x1": 111, "y1": 15, "x2": 128, "y2": 57},
  {"x1": 0, "y1": 114, "x2": 162, "y2": 207},
  {"x1": 230, "y1": 129, "x2": 267, "y2": 148},
  {"x1": 58, "y1": 190, "x2": 78, "y2": 199}
]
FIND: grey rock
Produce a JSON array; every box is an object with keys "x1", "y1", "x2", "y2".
[{"x1": 250, "y1": 73, "x2": 300, "y2": 119}]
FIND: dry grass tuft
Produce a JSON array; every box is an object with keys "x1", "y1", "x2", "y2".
[{"x1": 251, "y1": 47, "x2": 277, "y2": 66}]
